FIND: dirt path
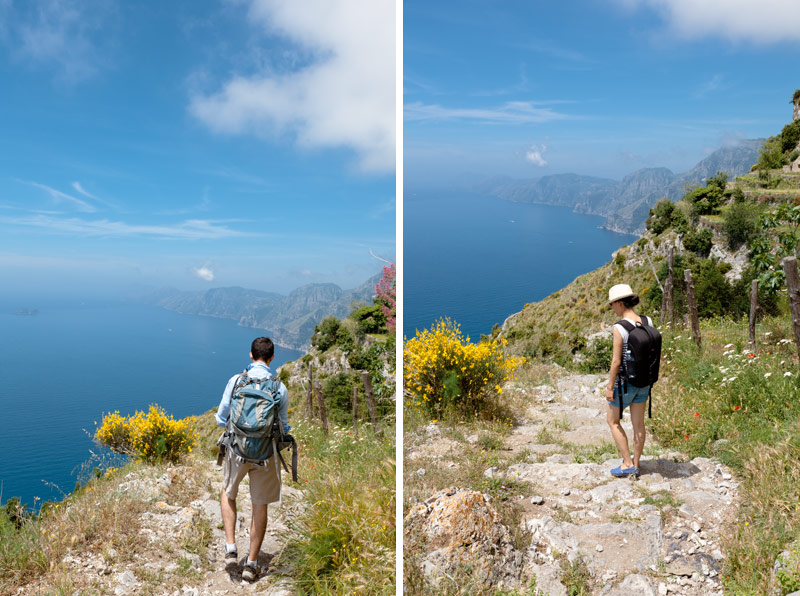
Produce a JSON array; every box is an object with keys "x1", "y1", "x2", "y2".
[{"x1": 406, "y1": 371, "x2": 740, "y2": 596}]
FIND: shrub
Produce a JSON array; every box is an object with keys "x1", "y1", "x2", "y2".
[
  {"x1": 350, "y1": 305, "x2": 387, "y2": 335},
  {"x1": 682, "y1": 227, "x2": 713, "y2": 257},
  {"x1": 723, "y1": 200, "x2": 760, "y2": 250},
  {"x1": 95, "y1": 405, "x2": 197, "y2": 463},
  {"x1": 322, "y1": 373, "x2": 358, "y2": 426},
  {"x1": 779, "y1": 120, "x2": 800, "y2": 154},
  {"x1": 685, "y1": 185, "x2": 724, "y2": 216},
  {"x1": 403, "y1": 318, "x2": 525, "y2": 418},
  {"x1": 757, "y1": 138, "x2": 788, "y2": 171},
  {"x1": 647, "y1": 199, "x2": 677, "y2": 235},
  {"x1": 312, "y1": 316, "x2": 356, "y2": 353}
]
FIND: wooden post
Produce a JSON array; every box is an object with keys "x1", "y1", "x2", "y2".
[
  {"x1": 782, "y1": 257, "x2": 800, "y2": 362},
  {"x1": 749, "y1": 279, "x2": 759, "y2": 352},
  {"x1": 305, "y1": 363, "x2": 314, "y2": 419},
  {"x1": 315, "y1": 380, "x2": 328, "y2": 434},
  {"x1": 661, "y1": 246, "x2": 674, "y2": 327},
  {"x1": 684, "y1": 269, "x2": 701, "y2": 349},
  {"x1": 360, "y1": 371, "x2": 381, "y2": 434},
  {"x1": 351, "y1": 385, "x2": 358, "y2": 436}
]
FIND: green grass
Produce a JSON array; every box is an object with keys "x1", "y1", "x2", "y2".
[
  {"x1": 641, "y1": 316, "x2": 800, "y2": 594},
  {"x1": 281, "y1": 420, "x2": 395, "y2": 595}
]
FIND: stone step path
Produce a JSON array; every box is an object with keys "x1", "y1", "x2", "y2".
[{"x1": 405, "y1": 372, "x2": 740, "y2": 596}]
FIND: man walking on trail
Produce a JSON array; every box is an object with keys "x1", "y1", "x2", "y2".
[{"x1": 215, "y1": 337, "x2": 290, "y2": 583}]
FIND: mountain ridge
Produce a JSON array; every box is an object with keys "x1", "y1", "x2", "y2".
[
  {"x1": 477, "y1": 139, "x2": 763, "y2": 234},
  {"x1": 143, "y1": 274, "x2": 381, "y2": 350}
]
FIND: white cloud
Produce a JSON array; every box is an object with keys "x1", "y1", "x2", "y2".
[
  {"x1": 693, "y1": 74, "x2": 726, "y2": 99},
  {"x1": 4, "y1": 0, "x2": 114, "y2": 82},
  {"x1": 525, "y1": 144, "x2": 548, "y2": 167},
  {"x1": 0, "y1": 214, "x2": 251, "y2": 240},
  {"x1": 405, "y1": 101, "x2": 569, "y2": 125},
  {"x1": 190, "y1": 0, "x2": 395, "y2": 173},
  {"x1": 621, "y1": 0, "x2": 800, "y2": 43},
  {"x1": 71, "y1": 181, "x2": 97, "y2": 199},
  {"x1": 193, "y1": 265, "x2": 215, "y2": 281},
  {"x1": 17, "y1": 179, "x2": 96, "y2": 212}
]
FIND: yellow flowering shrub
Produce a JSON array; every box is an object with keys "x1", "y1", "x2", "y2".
[
  {"x1": 95, "y1": 405, "x2": 197, "y2": 463},
  {"x1": 403, "y1": 318, "x2": 525, "y2": 416}
]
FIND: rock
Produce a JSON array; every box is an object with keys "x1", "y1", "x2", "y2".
[
  {"x1": 466, "y1": 434, "x2": 479, "y2": 444},
  {"x1": 678, "y1": 504, "x2": 695, "y2": 518},
  {"x1": 525, "y1": 563, "x2": 567, "y2": 596},
  {"x1": 606, "y1": 574, "x2": 655, "y2": 596},
  {"x1": 404, "y1": 488, "x2": 523, "y2": 589},
  {"x1": 117, "y1": 570, "x2": 137, "y2": 587},
  {"x1": 415, "y1": 468, "x2": 426, "y2": 477},
  {"x1": 484, "y1": 467, "x2": 499, "y2": 479},
  {"x1": 595, "y1": 544, "x2": 604, "y2": 552},
  {"x1": 530, "y1": 495, "x2": 544, "y2": 505},
  {"x1": 561, "y1": 487, "x2": 571, "y2": 496}
]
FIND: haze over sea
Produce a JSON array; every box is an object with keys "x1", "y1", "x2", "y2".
[
  {"x1": 404, "y1": 191, "x2": 638, "y2": 341},
  {"x1": 0, "y1": 303, "x2": 302, "y2": 508}
]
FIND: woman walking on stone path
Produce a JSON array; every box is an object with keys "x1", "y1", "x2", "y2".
[{"x1": 605, "y1": 283, "x2": 652, "y2": 478}]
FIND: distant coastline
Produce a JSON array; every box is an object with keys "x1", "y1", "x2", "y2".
[{"x1": 12, "y1": 309, "x2": 39, "y2": 316}]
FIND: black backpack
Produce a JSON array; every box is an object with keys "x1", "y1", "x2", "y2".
[{"x1": 615, "y1": 317, "x2": 662, "y2": 419}]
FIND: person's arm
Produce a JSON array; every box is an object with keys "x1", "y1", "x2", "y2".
[
  {"x1": 279, "y1": 384, "x2": 291, "y2": 434},
  {"x1": 606, "y1": 327, "x2": 623, "y2": 402},
  {"x1": 215, "y1": 376, "x2": 237, "y2": 427}
]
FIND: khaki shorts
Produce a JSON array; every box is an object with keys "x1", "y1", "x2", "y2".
[{"x1": 223, "y1": 451, "x2": 281, "y2": 505}]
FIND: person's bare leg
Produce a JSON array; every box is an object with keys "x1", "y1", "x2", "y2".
[
  {"x1": 629, "y1": 402, "x2": 647, "y2": 469},
  {"x1": 606, "y1": 404, "x2": 634, "y2": 468},
  {"x1": 249, "y1": 504, "x2": 268, "y2": 563},
  {"x1": 221, "y1": 489, "x2": 237, "y2": 545}
]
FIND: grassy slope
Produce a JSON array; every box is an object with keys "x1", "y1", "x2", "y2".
[{"x1": 1, "y1": 374, "x2": 395, "y2": 596}]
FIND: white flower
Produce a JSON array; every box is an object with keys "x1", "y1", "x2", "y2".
[
  {"x1": 785, "y1": 372, "x2": 792, "y2": 377},
  {"x1": 764, "y1": 332, "x2": 772, "y2": 336},
  {"x1": 724, "y1": 343, "x2": 735, "y2": 349},
  {"x1": 764, "y1": 372, "x2": 772, "y2": 378}
]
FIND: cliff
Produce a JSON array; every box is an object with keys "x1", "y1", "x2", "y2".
[
  {"x1": 145, "y1": 273, "x2": 381, "y2": 350},
  {"x1": 478, "y1": 140, "x2": 762, "y2": 234}
]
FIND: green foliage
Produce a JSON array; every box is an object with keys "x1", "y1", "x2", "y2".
[
  {"x1": 757, "y1": 138, "x2": 789, "y2": 171},
  {"x1": 578, "y1": 337, "x2": 613, "y2": 373},
  {"x1": 322, "y1": 373, "x2": 358, "y2": 426},
  {"x1": 312, "y1": 316, "x2": 355, "y2": 353},
  {"x1": 682, "y1": 227, "x2": 713, "y2": 257},
  {"x1": 685, "y1": 185, "x2": 724, "y2": 216},
  {"x1": 780, "y1": 120, "x2": 800, "y2": 154},
  {"x1": 723, "y1": 200, "x2": 760, "y2": 250},
  {"x1": 751, "y1": 203, "x2": 800, "y2": 297},
  {"x1": 706, "y1": 170, "x2": 729, "y2": 190},
  {"x1": 647, "y1": 198, "x2": 686, "y2": 235},
  {"x1": 349, "y1": 304, "x2": 387, "y2": 335}
]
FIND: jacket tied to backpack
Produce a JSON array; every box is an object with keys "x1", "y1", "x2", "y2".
[
  {"x1": 613, "y1": 316, "x2": 662, "y2": 420},
  {"x1": 217, "y1": 369, "x2": 298, "y2": 482}
]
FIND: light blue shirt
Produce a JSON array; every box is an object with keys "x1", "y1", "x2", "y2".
[{"x1": 215, "y1": 362, "x2": 291, "y2": 433}]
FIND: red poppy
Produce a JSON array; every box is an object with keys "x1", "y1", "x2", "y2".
[
  {"x1": 685, "y1": 435, "x2": 690, "y2": 440},
  {"x1": 694, "y1": 412, "x2": 700, "y2": 417},
  {"x1": 747, "y1": 353, "x2": 755, "y2": 358},
  {"x1": 733, "y1": 405, "x2": 741, "y2": 411}
]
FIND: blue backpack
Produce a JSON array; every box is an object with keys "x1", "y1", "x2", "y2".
[{"x1": 221, "y1": 370, "x2": 298, "y2": 481}]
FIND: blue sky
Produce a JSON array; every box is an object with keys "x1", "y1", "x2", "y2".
[
  {"x1": 405, "y1": 0, "x2": 800, "y2": 187},
  {"x1": 0, "y1": 0, "x2": 395, "y2": 300}
]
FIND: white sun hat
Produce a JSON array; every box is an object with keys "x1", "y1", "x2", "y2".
[{"x1": 608, "y1": 283, "x2": 635, "y2": 304}]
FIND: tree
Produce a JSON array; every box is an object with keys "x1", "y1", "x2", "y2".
[{"x1": 375, "y1": 263, "x2": 396, "y2": 332}]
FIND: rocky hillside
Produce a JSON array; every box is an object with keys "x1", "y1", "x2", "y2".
[
  {"x1": 477, "y1": 140, "x2": 762, "y2": 234},
  {"x1": 143, "y1": 273, "x2": 380, "y2": 350}
]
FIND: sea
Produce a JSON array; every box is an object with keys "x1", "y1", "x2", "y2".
[
  {"x1": 404, "y1": 190, "x2": 639, "y2": 340},
  {"x1": 0, "y1": 303, "x2": 303, "y2": 508}
]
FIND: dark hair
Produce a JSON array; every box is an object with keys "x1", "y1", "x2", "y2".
[
  {"x1": 251, "y1": 337, "x2": 275, "y2": 362},
  {"x1": 620, "y1": 295, "x2": 640, "y2": 308}
]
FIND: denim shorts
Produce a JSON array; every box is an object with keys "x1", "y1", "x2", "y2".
[{"x1": 609, "y1": 383, "x2": 650, "y2": 409}]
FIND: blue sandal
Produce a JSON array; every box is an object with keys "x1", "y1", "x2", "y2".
[{"x1": 611, "y1": 465, "x2": 639, "y2": 477}]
